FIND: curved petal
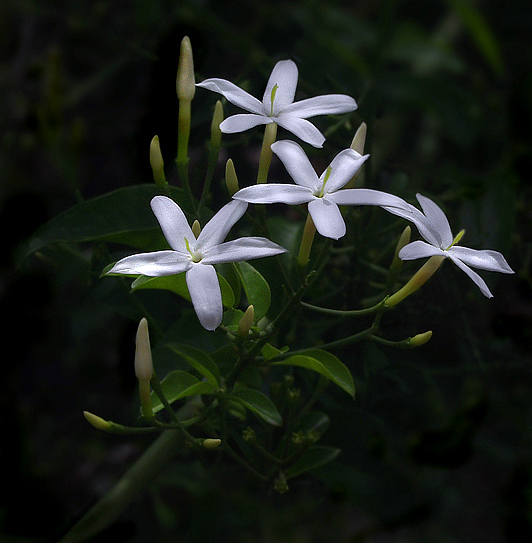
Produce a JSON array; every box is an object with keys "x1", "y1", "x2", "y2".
[
  {"x1": 233, "y1": 184, "x2": 313, "y2": 205},
  {"x1": 275, "y1": 115, "x2": 325, "y2": 148},
  {"x1": 416, "y1": 194, "x2": 453, "y2": 248},
  {"x1": 197, "y1": 200, "x2": 248, "y2": 250},
  {"x1": 203, "y1": 237, "x2": 287, "y2": 264},
  {"x1": 398, "y1": 241, "x2": 446, "y2": 261},
  {"x1": 308, "y1": 198, "x2": 346, "y2": 240},
  {"x1": 150, "y1": 196, "x2": 195, "y2": 251},
  {"x1": 108, "y1": 251, "x2": 191, "y2": 276},
  {"x1": 449, "y1": 255, "x2": 494, "y2": 298},
  {"x1": 283, "y1": 94, "x2": 357, "y2": 118},
  {"x1": 186, "y1": 263, "x2": 223, "y2": 330},
  {"x1": 196, "y1": 78, "x2": 264, "y2": 114},
  {"x1": 263, "y1": 60, "x2": 298, "y2": 114},
  {"x1": 323, "y1": 150, "x2": 370, "y2": 193},
  {"x1": 448, "y1": 246, "x2": 514, "y2": 274},
  {"x1": 329, "y1": 188, "x2": 410, "y2": 209},
  {"x1": 220, "y1": 114, "x2": 271, "y2": 134},
  {"x1": 271, "y1": 140, "x2": 320, "y2": 189}
]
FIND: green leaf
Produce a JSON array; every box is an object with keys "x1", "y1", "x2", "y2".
[
  {"x1": 286, "y1": 446, "x2": 341, "y2": 479},
  {"x1": 167, "y1": 344, "x2": 220, "y2": 387},
  {"x1": 261, "y1": 343, "x2": 289, "y2": 361},
  {"x1": 24, "y1": 184, "x2": 189, "y2": 257},
  {"x1": 130, "y1": 272, "x2": 235, "y2": 308},
  {"x1": 296, "y1": 411, "x2": 330, "y2": 436},
  {"x1": 150, "y1": 371, "x2": 214, "y2": 414},
  {"x1": 273, "y1": 349, "x2": 355, "y2": 398},
  {"x1": 234, "y1": 261, "x2": 271, "y2": 321},
  {"x1": 230, "y1": 387, "x2": 282, "y2": 426}
]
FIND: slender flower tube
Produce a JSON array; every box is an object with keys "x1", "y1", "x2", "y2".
[
  {"x1": 107, "y1": 197, "x2": 286, "y2": 330},
  {"x1": 233, "y1": 140, "x2": 416, "y2": 240},
  {"x1": 197, "y1": 60, "x2": 357, "y2": 148},
  {"x1": 396, "y1": 194, "x2": 514, "y2": 297}
]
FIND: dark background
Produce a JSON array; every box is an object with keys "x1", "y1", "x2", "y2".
[{"x1": 1, "y1": 0, "x2": 531, "y2": 542}]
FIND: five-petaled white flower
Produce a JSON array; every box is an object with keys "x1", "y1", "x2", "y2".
[
  {"x1": 196, "y1": 59, "x2": 357, "y2": 148},
  {"x1": 107, "y1": 196, "x2": 286, "y2": 330},
  {"x1": 396, "y1": 193, "x2": 514, "y2": 297},
  {"x1": 233, "y1": 140, "x2": 417, "y2": 240}
]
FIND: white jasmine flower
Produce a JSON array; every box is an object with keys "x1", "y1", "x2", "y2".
[
  {"x1": 397, "y1": 194, "x2": 514, "y2": 297},
  {"x1": 197, "y1": 60, "x2": 357, "y2": 148},
  {"x1": 108, "y1": 197, "x2": 286, "y2": 330},
  {"x1": 233, "y1": 140, "x2": 415, "y2": 240}
]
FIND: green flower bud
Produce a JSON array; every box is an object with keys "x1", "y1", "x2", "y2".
[
  {"x1": 83, "y1": 411, "x2": 112, "y2": 432},
  {"x1": 202, "y1": 438, "x2": 222, "y2": 449},
  {"x1": 225, "y1": 159, "x2": 239, "y2": 196},
  {"x1": 238, "y1": 305, "x2": 254, "y2": 337},
  {"x1": 135, "y1": 318, "x2": 153, "y2": 380},
  {"x1": 149, "y1": 135, "x2": 166, "y2": 190},
  {"x1": 176, "y1": 36, "x2": 195, "y2": 101},
  {"x1": 408, "y1": 330, "x2": 433, "y2": 348}
]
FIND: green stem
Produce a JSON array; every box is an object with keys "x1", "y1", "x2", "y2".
[
  {"x1": 59, "y1": 430, "x2": 183, "y2": 543},
  {"x1": 300, "y1": 298, "x2": 387, "y2": 317},
  {"x1": 297, "y1": 213, "x2": 317, "y2": 269},
  {"x1": 256, "y1": 122, "x2": 277, "y2": 184}
]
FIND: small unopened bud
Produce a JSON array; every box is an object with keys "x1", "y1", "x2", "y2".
[
  {"x1": 225, "y1": 159, "x2": 239, "y2": 196},
  {"x1": 238, "y1": 305, "x2": 254, "y2": 337},
  {"x1": 210, "y1": 100, "x2": 224, "y2": 148},
  {"x1": 409, "y1": 330, "x2": 433, "y2": 348},
  {"x1": 83, "y1": 411, "x2": 112, "y2": 432},
  {"x1": 149, "y1": 135, "x2": 166, "y2": 189},
  {"x1": 202, "y1": 438, "x2": 221, "y2": 449},
  {"x1": 176, "y1": 36, "x2": 195, "y2": 101},
  {"x1": 135, "y1": 318, "x2": 153, "y2": 380},
  {"x1": 243, "y1": 427, "x2": 256, "y2": 442},
  {"x1": 350, "y1": 122, "x2": 367, "y2": 155},
  {"x1": 274, "y1": 471, "x2": 289, "y2": 494},
  {"x1": 192, "y1": 220, "x2": 201, "y2": 238},
  {"x1": 385, "y1": 256, "x2": 445, "y2": 308},
  {"x1": 390, "y1": 226, "x2": 412, "y2": 274}
]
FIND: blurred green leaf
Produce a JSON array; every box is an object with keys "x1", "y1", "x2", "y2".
[
  {"x1": 286, "y1": 446, "x2": 341, "y2": 479},
  {"x1": 274, "y1": 349, "x2": 355, "y2": 397},
  {"x1": 296, "y1": 411, "x2": 330, "y2": 436},
  {"x1": 23, "y1": 185, "x2": 189, "y2": 257},
  {"x1": 234, "y1": 261, "x2": 271, "y2": 321},
  {"x1": 167, "y1": 344, "x2": 220, "y2": 387},
  {"x1": 230, "y1": 387, "x2": 282, "y2": 426},
  {"x1": 261, "y1": 343, "x2": 289, "y2": 361},
  {"x1": 150, "y1": 370, "x2": 214, "y2": 414}
]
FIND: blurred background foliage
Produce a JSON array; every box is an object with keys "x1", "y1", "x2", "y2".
[{"x1": 1, "y1": 0, "x2": 531, "y2": 541}]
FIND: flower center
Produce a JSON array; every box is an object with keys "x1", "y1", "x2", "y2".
[
  {"x1": 317, "y1": 166, "x2": 332, "y2": 198},
  {"x1": 445, "y1": 229, "x2": 465, "y2": 251},
  {"x1": 185, "y1": 237, "x2": 202, "y2": 263},
  {"x1": 270, "y1": 83, "x2": 279, "y2": 116}
]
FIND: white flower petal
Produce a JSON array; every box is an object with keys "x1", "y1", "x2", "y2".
[
  {"x1": 197, "y1": 200, "x2": 248, "y2": 250},
  {"x1": 448, "y1": 246, "x2": 514, "y2": 274},
  {"x1": 108, "y1": 251, "x2": 191, "y2": 276},
  {"x1": 186, "y1": 263, "x2": 223, "y2": 330},
  {"x1": 196, "y1": 78, "x2": 264, "y2": 114},
  {"x1": 271, "y1": 140, "x2": 320, "y2": 190},
  {"x1": 151, "y1": 196, "x2": 195, "y2": 252},
  {"x1": 398, "y1": 241, "x2": 446, "y2": 261},
  {"x1": 449, "y1": 255, "x2": 494, "y2": 298},
  {"x1": 220, "y1": 114, "x2": 271, "y2": 134},
  {"x1": 283, "y1": 94, "x2": 357, "y2": 118},
  {"x1": 233, "y1": 184, "x2": 313, "y2": 205},
  {"x1": 323, "y1": 150, "x2": 369, "y2": 194},
  {"x1": 329, "y1": 188, "x2": 410, "y2": 209},
  {"x1": 203, "y1": 237, "x2": 287, "y2": 264},
  {"x1": 416, "y1": 194, "x2": 453, "y2": 248},
  {"x1": 308, "y1": 198, "x2": 346, "y2": 240},
  {"x1": 263, "y1": 60, "x2": 298, "y2": 114},
  {"x1": 275, "y1": 115, "x2": 325, "y2": 148}
]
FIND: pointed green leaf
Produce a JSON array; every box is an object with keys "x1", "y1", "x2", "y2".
[
  {"x1": 130, "y1": 272, "x2": 235, "y2": 308},
  {"x1": 24, "y1": 184, "x2": 189, "y2": 257},
  {"x1": 273, "y1": 349, "x2": 355, "y2": 397},
  {"x1": 286, "y1": 446, "x2": 341, "y2": 479},
  {"x1": 234, "y1": 261, "x2": 271, "y2": 321},
  {"x1": 261, "y1": 343, "x2": 289, "y2": 361},
  {"x1": 167, "y1": 344, "x2": 220, "y2": 387},
  {"x1": 230, "y1": 387, "x2": 282, "y2": 426},
  {"x1": 150, "y1": 371, "x2": 214, "y2": 414}
]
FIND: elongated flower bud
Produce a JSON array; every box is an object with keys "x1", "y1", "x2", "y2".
[
  {"x1": 350, "y1": 122, "x2": 367, "y2": 155},
  {"x1": 225, "y1": 159, "x2": 239, "y2": 196},
  {"x1": 176, "y1": 36, "x2": 195, "y2": 101},
  {"x1": 135, "y1": 318, "x2": 153, "y2": 380},
  {"x1": 83, "y1": 411, "x2": 112, "y2": 432},
  {"x1": 408, "y1": 330, "x2": 433, "y2": 348},
  {"x1": 210, "y1": 100, "x2": 224, "y2": 148},
  {"x1": 149, "y1": 135, "x2": 166, "y2": 190},
  {"x1": 390, "y1": 226, "x2": 411, "y2": 274},
  {"x1": 238, "y1": 305, "x2": 254, "y2": 337},
  {"x1": 202, "y1": 438, "x2": 221, "y2": 449},
  {"x1": 385, "y1": 255, "x2": 445, "y2": 308}
]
